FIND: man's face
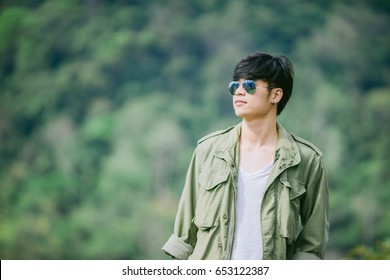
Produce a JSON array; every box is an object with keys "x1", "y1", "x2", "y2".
[{"x1": 232, "y1": 79, "x2": 274, "y2": 121}]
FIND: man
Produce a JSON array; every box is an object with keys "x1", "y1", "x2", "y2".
[{"x1": 162, "y1": 51, "x2": 329, "y2": 260}]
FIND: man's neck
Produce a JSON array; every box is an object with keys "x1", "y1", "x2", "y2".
[
  {"x1": 240, "y1": 118, "x2": 278, "y2": 148},
  {"x1": 238, "y1": 118, "x2": 278, "y2": 173}
]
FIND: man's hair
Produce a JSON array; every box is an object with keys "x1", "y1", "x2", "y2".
[{"x1": 233, "y1": 51, "x2": 294, "y2": 115}]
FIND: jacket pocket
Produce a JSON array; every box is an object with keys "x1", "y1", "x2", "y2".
[
  {"x1": 199, "y1": 169, "x2": 230, "y2": 191},
  {"x1": 194, "y1": 205, "x2": 220, "y2": 230},
  {"x1": 279, "y1": 179, "x2": 306, "y2": 243},
  {"x1": 195, "y1": 169, "x2": 230, "y2": 229}
]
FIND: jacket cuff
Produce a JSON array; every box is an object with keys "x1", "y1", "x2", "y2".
[
  {"x1": 161, "y1": 234, "x2": 193, "y2": 260},
  {"x1": 292, "y1": 252, "x2": 321, "y2": 260}
]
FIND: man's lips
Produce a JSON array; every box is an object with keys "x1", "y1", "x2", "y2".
[{"x1": 234, "y1": 99, "x2": 247, "y2": 105}]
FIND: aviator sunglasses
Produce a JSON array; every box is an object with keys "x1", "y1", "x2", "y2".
[{"x1": 228, "y1": 80, "x2": 274, "y2": 95}]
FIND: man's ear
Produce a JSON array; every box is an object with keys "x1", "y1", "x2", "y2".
[{"x1": 272, "y1": 88, "x2": 283, "y2": 104}]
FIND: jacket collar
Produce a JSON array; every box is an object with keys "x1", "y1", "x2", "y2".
[
  {"x1": 213, "y1": 122, "x2": 301, "y2": 171},
  {"x1": 213, "y1": 123, "x2": 241, "y2": 165},
  {"x1": 274, "y1": 122, "x2": 301, "y2": 171}
]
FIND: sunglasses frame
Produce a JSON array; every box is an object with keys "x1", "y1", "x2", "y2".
[{"x1": 228, "y1": 80, "x2": 274, "y2": 95}]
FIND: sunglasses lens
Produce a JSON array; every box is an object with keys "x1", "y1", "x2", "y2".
[
  {"x1": 243, "y1": 80, "x2": 256, "y2": 94},
  {"x1": 228, "y1": 81, "x2": 239, "y2": 95}
]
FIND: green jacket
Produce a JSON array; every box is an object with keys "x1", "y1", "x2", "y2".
[{"x1": 162, "y1": 122, "x2": 329, "y2": 260}]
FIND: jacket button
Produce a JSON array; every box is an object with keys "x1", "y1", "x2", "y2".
[
  {"x1": 223, "y1": 214, "x2": 228, "y2": 219},
  {"x1": 218, "y1": 243, "x2": 223, "y2": 248}
]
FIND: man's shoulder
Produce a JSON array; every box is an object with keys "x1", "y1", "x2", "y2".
[
  {"x1": 290, "y1": 133, "x2": 323, "y2": 156},
  {"x1": 197, "y1": 125, "x2": 236, "y2": 145}
]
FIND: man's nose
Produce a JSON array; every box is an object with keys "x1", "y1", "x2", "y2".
[{"x1": 235, "y1": 85, "x2": 246, "y2": 95}]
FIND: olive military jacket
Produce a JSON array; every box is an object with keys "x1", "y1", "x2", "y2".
[{"x1": 162, "y1": 122, "x2": 329, "y2": 260}]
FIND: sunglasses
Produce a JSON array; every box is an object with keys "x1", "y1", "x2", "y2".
[{"x1": 228, "y1": 80, "x2": 274, "y2": 95}]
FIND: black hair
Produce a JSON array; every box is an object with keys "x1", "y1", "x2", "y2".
[{"x1": 233, "y1": 51, "x2": 294, "y2": 115}]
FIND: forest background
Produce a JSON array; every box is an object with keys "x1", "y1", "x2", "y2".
[{"x1": 0, "y1": 0, "x2": 389, "y2": 260}]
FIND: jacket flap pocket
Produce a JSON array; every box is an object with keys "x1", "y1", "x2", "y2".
[
  {"x1": 279, "y1": 179, "x2": 305, "y2": 242},
  {"x1": 281, "y1": 179, "x2": 306, "y2": 200},
  {"x1": 193, "y1": 205, "x2": 218, "y2": 230},
  {"x1": 199, "y1": 170, "x2": 230, "y2": 191},
  {"x1": 194, "y1": 214, "x2": 218, "y2": 230}
]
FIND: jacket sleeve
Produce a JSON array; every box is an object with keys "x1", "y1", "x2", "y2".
[
  {"x1": 292, "y1": 156, "x2": 330, "y2": 260},
  {"x1": 161, "y1": 150, "x2": 200, "y2": 259}
]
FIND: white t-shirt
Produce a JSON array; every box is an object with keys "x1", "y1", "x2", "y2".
[{"x1": 231, "y1": 163, "x2": 272, "y2": 260}]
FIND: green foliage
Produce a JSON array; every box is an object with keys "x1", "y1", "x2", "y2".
[
  {"x1": 347, "y1": 240, "x2": 390, "y2": 260},
  {"x1": 0, "y1": 0, "x2": 389, "y2": 259}
]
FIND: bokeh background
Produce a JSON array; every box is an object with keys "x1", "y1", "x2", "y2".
[{"x1": 0, "y1": 0, "x2": 389, "y2": 260}]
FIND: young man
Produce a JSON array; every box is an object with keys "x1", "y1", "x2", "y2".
[{"x1": 162, "y1": 51, "x2": 329, "y2": 260}]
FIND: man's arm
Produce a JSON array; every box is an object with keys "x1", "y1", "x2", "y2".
[
  {"x1": 293, "y1": 157, "x2": 330, "y2": 260},
  {"x1": 161, "y1": 150, "x2": 200, "y2": 259}
]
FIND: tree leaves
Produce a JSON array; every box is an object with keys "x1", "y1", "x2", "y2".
[{"x1": 0, "y1": 0, "x2": 389, "y2": 259}]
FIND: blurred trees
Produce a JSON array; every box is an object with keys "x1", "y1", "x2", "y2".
[{"x1": 0, "y1": 0, "x2": 389, "y2": 259}]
